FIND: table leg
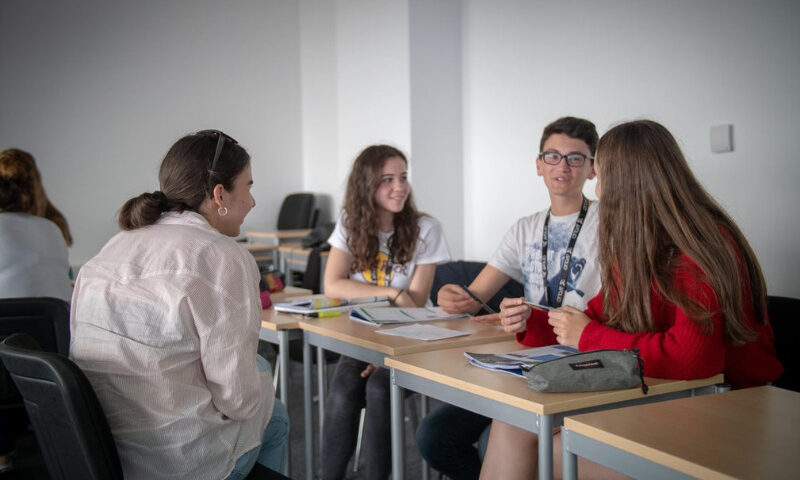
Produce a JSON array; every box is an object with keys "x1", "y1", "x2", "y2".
[
  {"x1": 390, "y1": 369, "x2": 405, "y2": 480},
  {"x1": 278, "y1": 331, "x2": 291, "y2": 476},
  {"x1": 562, "y1": 428, "x2": 577, "y2": 480},
  {"x1": 420, "y1": 394, "x2": 429, "y2": 480},
  {"x1": 303, "y1": 334, "x2": 313, "y2": 480},
  {"x1": 317, "y1": 346, "x2": 326, "y2": 461},
  {"x1": 538, "y1": 414, "x2": 553, "y2": 480}
]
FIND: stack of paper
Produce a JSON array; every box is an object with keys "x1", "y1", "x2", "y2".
[
  {"x1": 375, "y1": 323, "x2": 471, "y2": 341},
  {"x1": 350, "y1": 306, "x2": 469, "y2": 326},
  {"x1": 464, "y1": 345, "x2": 579, "y2": 378},
  {"x1": 274, "y1": 295, "x2": 389, "y2": 315}
]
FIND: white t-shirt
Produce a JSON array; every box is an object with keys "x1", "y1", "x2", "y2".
[
  {"x1": 489, "y1": 201, "x2": 601, "y2": 310},
  {"x1": 328, "y1": 214, "x2": 451, "y2": 290}
]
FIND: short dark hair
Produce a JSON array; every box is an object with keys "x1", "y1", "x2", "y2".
[
  {"x1": 118, "y1": 131, "x2": 250, "y2": 230},
  {"x1": 539, "y1": 116, "x2": 599, "y2": 157}
]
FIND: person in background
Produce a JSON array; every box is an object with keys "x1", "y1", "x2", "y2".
[
  {"x1": 70, "y1": 130, "x2": 288, "y2": 480},
  {"x1": 418, "y1": 117, "x2": 601, "y2": 480},
  {"x1": 322, "y1": 144, "x2": 451, "y2": 480},
  {"x1": 482, "y1": 120, "x2": 783, "y2": 479},
  {"x1": 0, "y1": 149, "x2": 72, "y2": 302}
]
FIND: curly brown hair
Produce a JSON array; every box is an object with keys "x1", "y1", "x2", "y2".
[
  {"x1": 0, "y1": 149, "x2": 73, "y2": 246},
  {"x1": 342, "y1": 145, "x2": 422, "y2": 273}
]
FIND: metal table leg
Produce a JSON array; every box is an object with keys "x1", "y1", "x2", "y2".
[
  {"x1": 303, "y1": 334, "x2": 314, "y2": 480},
  {"x1": 317, "y1": 346, "x2": 326, "y2": 463},
  {"x1": 390, "y1": 369, "x2": 405, "y2": 480},
  {"x1": 562, "y1": 427, "x2": 578, "y2": 480},
  {"x1": 278, "y1": 331, "x2": 291, "y2": 476},
  {"x1": 538, "y1": 414, "x2": 553, "y2": 480},
  {"x1": 420, "y1": 395, "x2": 429, "y2": 480}
]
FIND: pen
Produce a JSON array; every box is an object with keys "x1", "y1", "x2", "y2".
[
  {"x1": 460, "y1": 285, "x2": 496, "y2": 314},
  {"x1": 522, "y1": 300, "x2": 553, "y2": 312}
]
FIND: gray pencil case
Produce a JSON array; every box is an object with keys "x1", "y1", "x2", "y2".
[{"x1": 523, "y1": 349, "x2": 648, "y2": 394}]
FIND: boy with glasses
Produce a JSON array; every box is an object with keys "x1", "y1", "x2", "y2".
[{"x1": 416, "y1": 116, "x2": 602, "y2": 480}]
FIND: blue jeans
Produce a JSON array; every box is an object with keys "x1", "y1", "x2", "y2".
[
  {"x1": 227, "y1": 356, "x2": 290, "y2": 479},
  {"x1": 416, "y1": 404, "x2": 491, "y2": 480}
]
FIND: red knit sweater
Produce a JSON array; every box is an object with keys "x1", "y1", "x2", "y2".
[{"x1": 517, "y1": 255, "x2": 783, "y2": 389}]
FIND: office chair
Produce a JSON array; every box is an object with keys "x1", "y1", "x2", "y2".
[
  {"x1": 430, "y1": 260, "x2": 525, "y2": 311},
  {"x1": 277, "y1": 193, "x2": 317, "y2": 230},
  {"x1": 768, "y1": 295, "x2": 799, "y2": 392},
  {"x1": 0, "y1": 333, "x2": 288, "y2": 480}
]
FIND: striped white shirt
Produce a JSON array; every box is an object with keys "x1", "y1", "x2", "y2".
[{"x1": 70, "y1": 211, "x2": 273, "y2": 480}]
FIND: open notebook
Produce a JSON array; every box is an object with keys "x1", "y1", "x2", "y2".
[
  {"x1": 349, "y1": 306, "x2": 469, "y2": 326},
  {"x1": 274, "y1": 295, "x2": 389, "y2": 315}
]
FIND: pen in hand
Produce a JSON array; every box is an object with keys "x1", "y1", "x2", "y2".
[{"x1": 460, "y1": 285, "x2": 496, "y2": 314}]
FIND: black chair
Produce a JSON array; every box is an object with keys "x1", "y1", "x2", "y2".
[
  {"x1": 768, "y1": 295, "x2": 799, "y2": 392},
  {"x1": 277, "y1": 193, "x2": 317, "y2": 230},
  {"x1": 0, "y1": 297, "x2": 70, "y2": 464},
  {"x1": 0, "y1": 333, "x2": 288, "y2": 480},
  {"x1": 431, "y1": 261, "x2": 525, "y2": 312}
]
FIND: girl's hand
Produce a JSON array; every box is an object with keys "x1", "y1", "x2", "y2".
[
  {"x1": 498, "y1": 297, "x2": 531, "y2": 333},
  {"x1": 547, "y1": 306, "x2": 591, "y2": 347},
  {"x1": 360, "y1": 364, "x2": 377, "y2": 378}
]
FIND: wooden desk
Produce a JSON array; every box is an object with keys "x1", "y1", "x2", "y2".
[
  {"x1": 298, "y1": 314, "x2": 513, "y2": 480},
  {"x1": 269, "y1": 286, "x2": 313, "y2": 303},
  {"x1": 562, "y1": 386, "x2": 800, "y2": 480},
  {"x1": 277, "y1": 245, "x2": 329, "y2": 290},
  {"x1": 385, "y1": 340, "x2": 724, "y2": 480},
  {"x1": 246, "y1": 229, "x2": 312, "y2": 243}
]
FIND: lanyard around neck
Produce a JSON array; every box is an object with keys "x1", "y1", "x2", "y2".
[{"x1": 541, "y1": 197, "x2": 590, "y2": 307}]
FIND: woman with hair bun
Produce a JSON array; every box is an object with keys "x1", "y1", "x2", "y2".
[
  {"x1": 70, "y1": 130, "x2": 289, "y2": 480},
  {"x1": 0, "y1": 148, "x2": 72, "y2": 302}
]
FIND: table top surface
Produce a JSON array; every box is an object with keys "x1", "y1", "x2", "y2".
[
  {"x1": 385, "y1": 340, "x2": 723, "y2": 415},
  {"x1": 564, "y1": 386, "x2": 800, "y2": 480},
  {"x1": 260, "y1": 308, "x2": 305, "y2": 331},
  {"x1": 246, "y1": 229, "x2": 312, "y2": 240},
  {"x1": 298, "y1": 313, "x2": 513, "y2": 357}
]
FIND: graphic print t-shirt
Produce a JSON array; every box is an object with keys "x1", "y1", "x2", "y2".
[
  {"x1": 328, "y1": 215, "x2": 451, "y2": 289},
  {"x1": 488, "y1": 202, "x2": 601, "y2": 310}
]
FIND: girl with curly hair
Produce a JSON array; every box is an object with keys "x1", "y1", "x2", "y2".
[{"x1": 321, "y1": 144, "x2": 451, "y2": 479}]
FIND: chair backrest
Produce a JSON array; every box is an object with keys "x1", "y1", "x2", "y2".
[
  {"x1": 768, "y1": 295, "x2": 799, "y2": 392},
  {"x1": 0, "y1": 297, "x2": 70, "y2": 405},
  {"x1": 431, "y1": 261, "x2": 525, "y2": 312},
  {"x1": 277, "y1": 193, "x2": 316, "y2": 230},
  {"x1": 0, "y1": 333, "x2": 124, "y2": 480}
]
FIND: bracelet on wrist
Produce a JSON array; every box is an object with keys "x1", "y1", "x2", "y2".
[{"x1": 391, "y1": 289, "x2": 405, "y2": 304}]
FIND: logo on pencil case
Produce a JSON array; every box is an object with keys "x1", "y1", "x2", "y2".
[{"x1": 568, "y1": 359, "x2": 604, "y2": 370}]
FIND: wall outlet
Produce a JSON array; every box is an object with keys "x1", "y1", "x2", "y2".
[{"x1": 710, "y1": 124, "x2": 733, "y2": 153}]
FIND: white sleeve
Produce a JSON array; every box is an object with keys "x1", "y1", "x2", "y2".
[
  {"x1": 193, "y1": 245, "x2": 272, "y2": 421},
  {"x1": 488, "y1": 219, "x2": 525, "y2": 284},
  {"x1": 415, "y1": 217, "x2": 451, "y2": 265},
  {"x1": 327, "y1": 216, "x2": 350, "y2": 254}
]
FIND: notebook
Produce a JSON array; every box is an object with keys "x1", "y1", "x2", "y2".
[
  {"x1": 464, "y1": 345, "x2": 579, "y2": 378},
  {"x1": 349, "y1": 306, "x2": 469, "y2": 326},
  {"x1": 274, "y1": 295, "x2": 389, "y2": 315}
]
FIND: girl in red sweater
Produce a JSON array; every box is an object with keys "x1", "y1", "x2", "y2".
[{"x1": 481, "y1": 120, "x2": 783, "y2": 480}]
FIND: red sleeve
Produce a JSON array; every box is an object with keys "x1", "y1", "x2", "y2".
[
  {"x1": 578, "y1": 260, "x2": 726, "y2": 381},
  {"x1": 516, "y1": 309, "x2": 557, "y2": 347}
]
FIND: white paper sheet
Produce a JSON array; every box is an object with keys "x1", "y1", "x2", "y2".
[{"x1": 375, "y1": 323, "x2": 471, "y2": 341}]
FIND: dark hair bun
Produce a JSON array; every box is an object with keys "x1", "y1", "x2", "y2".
[{"x1": 118, "y1": 191, "x2": 171, "y2": 230}]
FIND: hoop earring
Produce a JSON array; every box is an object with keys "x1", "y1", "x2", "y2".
[{"x1": 217, "y1": 206, "x2": 228, "y2": 217}]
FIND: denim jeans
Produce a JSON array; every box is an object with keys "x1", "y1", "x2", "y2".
[
  {"x1": 227, "y1": 355, "x2": 290, "y2": 480},
  {"x1": 416, "y1": 404, "x2": 492, "y2": 480}
]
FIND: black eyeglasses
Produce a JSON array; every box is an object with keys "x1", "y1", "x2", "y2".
[
  {"x1": 196, "y1": 129, "x2": 238, "y2": 172},
  {"x1": 537, "y1": 150, "x2": 593, "y2": 167}
]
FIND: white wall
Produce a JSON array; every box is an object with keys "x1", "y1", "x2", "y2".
[
  {"x1": 0, "y1": 0, "x2": 303, "y2": 266},
  {"x1": 462, "y1": 0, "x2": 800, "y2": 297}
]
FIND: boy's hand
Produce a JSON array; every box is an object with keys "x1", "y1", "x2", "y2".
[
  {"x1": 498, "y1": 297, "x2": 531, "y2": 333},
  {"x1": 437, "y1": 284, "x2": 480, "y2": 314}
]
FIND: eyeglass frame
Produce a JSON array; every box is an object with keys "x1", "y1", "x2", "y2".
[
  {"x1": 537, "y1": 150, "x2": 593, "y2": 168},
  {"x1": 196, "y1": 129, "x2": 238, "y2": 173}
]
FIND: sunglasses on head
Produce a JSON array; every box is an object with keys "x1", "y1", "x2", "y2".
[{"x1": 196, "y1": 129, "x2": 238, "y2": 172}]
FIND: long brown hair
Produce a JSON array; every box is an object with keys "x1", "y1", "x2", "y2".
[
  {"x1": 0, "y1": 149, "x2": 73, "y2": 246},
  {"x1": 596, "y1": 120, "x2": 766, "y2": 344},
  {"x1": 342, "y1": 145, "x2": 421, "y2": 273}
]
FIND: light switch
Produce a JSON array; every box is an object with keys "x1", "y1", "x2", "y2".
[{"x1": 710, "y1": 124, "x2": 733, "y2": 153}]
